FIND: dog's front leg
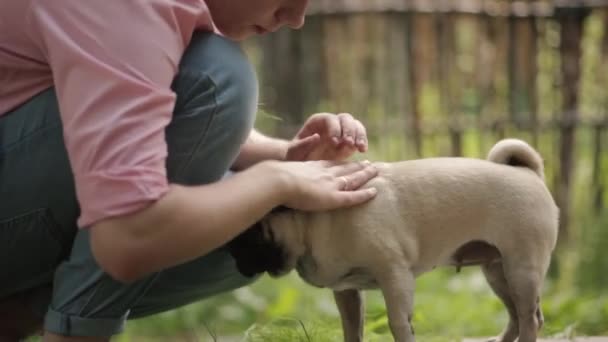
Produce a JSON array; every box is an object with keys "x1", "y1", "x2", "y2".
[
  {"x1": 377, "y1": 268, "x2": 415, "y2": 342},
  {"x1": 333, "y1": 289, "x2": 364, "y2": 342}
]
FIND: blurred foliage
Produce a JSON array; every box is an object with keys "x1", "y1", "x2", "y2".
[{"x1": 115, "y1": 10, "x2": 608, "y2": 342}]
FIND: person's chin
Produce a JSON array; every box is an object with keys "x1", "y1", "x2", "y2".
[{"x1": 220, "y1": 27, "x2": 255, "y2": 41}]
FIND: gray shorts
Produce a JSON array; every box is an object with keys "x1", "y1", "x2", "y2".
[{"x1": 0, "y1": 32, "x2": 258, "y2": 337}]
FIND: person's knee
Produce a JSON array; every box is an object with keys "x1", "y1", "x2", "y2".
[
  {"x1": 178, "y1": 32, "x2": 257, "y2": 143},
  {"x1": 166, "y1": 32, "x2": 258, "y2": 183}
]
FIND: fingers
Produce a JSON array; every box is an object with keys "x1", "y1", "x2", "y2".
[
  {"x1": 321, "y1": 160, "x2": 378, "y2": 189},
  {"x1": 296, "y1": 113, "x2": 341, "y2": 143},
  {"x1": 293, "y1": 112, "x2": 369, "y2": 162},
  {"x1": 280, "y1": 159, "x2": 378, "y2": 211},
  {"x1": 353, "y1": 119, "x2": 368, "y2": 152},
  {"x1": 338, "y1": 113, "x2": 367, "y2": 152},
  {"x1": 338, "y1": 113, "x2": 355, "y2": 146},
  {"x1": 333, "y1": 187, "x2": 378, "y2": 207},
  {"x1": 336, "y1": 162, "x2": 379, "y2": 191},
  {"x1": 285, "y1": 134, "x2": 320, "y2": 161},
  {"x1": 324, "y1": 114, "x2": 342, "y2": 145},
  {"x1": 300, "y1": 113, "x2": 366, "y2": 147},
  {"x1": 336, "y1": 176, "x2": 349, "y2": 190}
]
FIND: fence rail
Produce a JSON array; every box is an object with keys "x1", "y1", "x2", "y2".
[{"x1": 307, "y1": 0, "x2": 608, "y2": 16}]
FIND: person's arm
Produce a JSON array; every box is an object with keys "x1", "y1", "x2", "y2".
[
  {"x1": 91, "y1": 161, "x2": 286, "y2": 282},
  {"x1": 92, "y1": 160, "x2": 378, "y2": 282},
  {"x1": 233, "y1": 113, "x2": 371, "y2": 170},
  {"x1": 232, "y1": 129, "x2": 289, "y2": 170}
]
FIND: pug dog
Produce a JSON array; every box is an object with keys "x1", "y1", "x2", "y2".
[{"x1": 227, "y1": 139, "x2": 559, "y2": 342}]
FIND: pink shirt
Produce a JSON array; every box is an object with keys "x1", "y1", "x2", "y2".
[{"x1": 0, "y1": 1, "x2": 215, "y2": 227}]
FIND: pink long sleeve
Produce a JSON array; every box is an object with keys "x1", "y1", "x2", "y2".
[{"x1": 0, "y1": 0, "x2": 214, "y2": 227}]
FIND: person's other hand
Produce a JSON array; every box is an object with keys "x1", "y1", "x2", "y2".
[
  {"x1": 286, "y1": 113, "x2": 368, "y2": 162},
  {"x1": 266, "y1": 159, "x2": 378, "y2": 211}
]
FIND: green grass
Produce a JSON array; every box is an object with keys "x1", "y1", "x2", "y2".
[{"x1": 117, "y1": 266, "x2": 608, "y2": 341}]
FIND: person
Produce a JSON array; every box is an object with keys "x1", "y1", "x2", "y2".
[{"x1": 0, "y1": 0, "x2": 379, "y2": 340}]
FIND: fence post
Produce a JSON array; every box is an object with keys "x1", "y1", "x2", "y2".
[
  {"x1": 407, "y1": 13, "x2": 434, "y2": 157},
  {"x1": 555, "y1": 6, "x2": 591, "y2": 245},
  {"x1": 592, "y1": 122, "x2": 605, "y2": 213},
  {"x1": 437, "y1": 13, "x2": 462, "y2": 156},
  {"x1": 593, "y1": 9, "x2": 608, "y2": 214},
  {"x1": 508, "y1": 13, "x2": 539, "y2": 144}
]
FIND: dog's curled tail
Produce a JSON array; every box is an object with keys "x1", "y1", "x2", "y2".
[{"x1": 487, "y1": 139, "x2": 544, "y2": 180}]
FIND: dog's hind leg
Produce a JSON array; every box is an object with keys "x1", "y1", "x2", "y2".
[
  {"x1": 535, "y1": 296, "x2": 544, "y2": 330},
  {"x1": 502, "y1": 260, "x2": 546, "y2": 342},
  {"x1": 481, "y1": 262, "x2": 519, "y2": 342}
]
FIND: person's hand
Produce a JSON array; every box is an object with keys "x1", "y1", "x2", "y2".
[
  {"x1": 285, "y1": 113, "x2": 368, "y2": 162},
  {"x1": 266, "y1": 159, "x2": 378, "y2": 211}
]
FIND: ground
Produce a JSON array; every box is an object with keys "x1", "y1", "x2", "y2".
[{"x1": 463, "y1": 339, "x2": 608, "y2": 342}]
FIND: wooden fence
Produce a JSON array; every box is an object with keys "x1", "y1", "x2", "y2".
[{"x1": 243, "y1": 0, "x2": 608, "y2": 244}]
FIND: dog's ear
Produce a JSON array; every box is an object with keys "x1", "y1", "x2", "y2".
[{"x1": 226, "y1": 221, "x2": 286, "y2": 277}]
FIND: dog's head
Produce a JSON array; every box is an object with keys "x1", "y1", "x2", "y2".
[{"x1": 226, "y1": 220, "x2": 290, "y2": 278}]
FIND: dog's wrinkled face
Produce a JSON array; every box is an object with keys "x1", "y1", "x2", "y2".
[{"x1": 226, "y1": 221, "x2": 288, "y2": 278}]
